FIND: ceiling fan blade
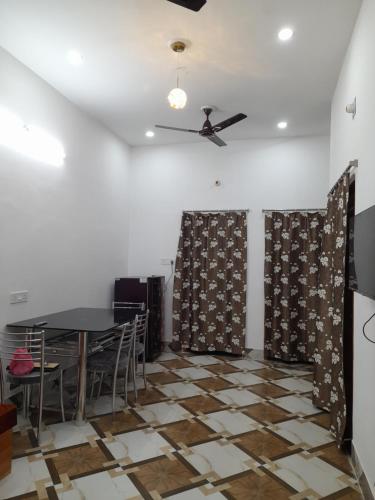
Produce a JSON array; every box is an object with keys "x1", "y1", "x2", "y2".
[
  {"x1": 206, "y1": 134, "x2": 227, "y2": 147},
  {"x1": 166, "y1": 0, "x2": 207, "y2": 11},
  {"x1": 213, "y1": 113, "x2": 247, "y2": 132},
  {"x1": 155, "y1": 125, "x2": 199, "y2": 133}
]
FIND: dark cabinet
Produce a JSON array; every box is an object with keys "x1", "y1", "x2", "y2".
[{"x1": 114, "y1": 276, "x2": 164, "y2": 361}]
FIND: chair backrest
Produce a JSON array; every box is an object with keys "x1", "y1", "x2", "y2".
[
  {"x1": 113, "y1": 322, "x2": 136, "y2": 377},
  {"x1": 112, "y1": 301, "x2": 145, "y2": 311},
  {"x1": 134, "y1": 311, "x2": 149, "y2": 345},
  {"x1": 0, "y1": 330, "x2": 45, "y2": 402}
]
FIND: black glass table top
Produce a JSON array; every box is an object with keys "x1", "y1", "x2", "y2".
[{"x1": 7, "y1": 307, "x2": 138, "y2": 333}]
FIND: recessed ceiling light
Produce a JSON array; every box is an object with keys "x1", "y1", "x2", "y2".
[
  {"x1": 278, "y1": 27, "x2": 294, "y2": 41},
  {"x1": 66, "y1": 50, "x2": 83, "y2": 66},
  {"x1": 278, "y1": 121, "x2": 288, "y2": 129},
  {"x1": 145, "y1": 130, "x2": 155, "y2": 138}
]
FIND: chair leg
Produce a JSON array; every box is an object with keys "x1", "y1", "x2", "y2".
[
  {"x1": 97, "y1": 372, "x2": 104, "y2": 399},
  {"x1": 124, "y1": 363, "x2": 130, "y2": 407},
  {"x1": 22, "y1": 385, "x2": 27, "y2": 419},
  {"x1": 60, "y1": 371, "x2": 65, "y2": 423},
  {"x1": 26, "y1": 385, "x2": 32, "y2": 419},
  {"x1": 142, "y1": 351, "x2": 147, "y2": 390},
  {"x1": 112, "y1": 373, "x2": 117, "y2": 416},
  {"x1": 89, "y1": 371, "x2": 97, "y2": 401},
  {"x1": 37, "y1": 384, "x2": 44, "y2": 444},
  {"x1": 132, "y1": 357, "x2": 138, "y2": 402}
]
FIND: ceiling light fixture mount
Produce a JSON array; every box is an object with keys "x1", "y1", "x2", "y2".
[{"x1": 170, "y1": 40, "x2": 186, "y2": 53}]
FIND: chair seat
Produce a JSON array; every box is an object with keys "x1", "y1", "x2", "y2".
[
  {"x1": 87, "y1": 350, "x2": 130, "y2": 372},
  {"x1": 7, "y1": 366, "x2": 61, "y2": 385}
]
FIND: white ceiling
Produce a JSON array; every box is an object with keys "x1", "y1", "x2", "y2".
[{"x1": 0, "y1": 0, "x2": 361, "y2": 146}]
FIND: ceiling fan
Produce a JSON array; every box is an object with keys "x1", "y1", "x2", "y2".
[
  {"x1": 166, "y1": 0, "x2": 207, "y2": 12},
  {"x1": 155, "y1": 107, "x2": 247, "y2": 147}
]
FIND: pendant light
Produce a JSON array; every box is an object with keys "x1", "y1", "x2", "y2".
[{"x1": 168, "y1": 41, "x2": 188, "y2": 110}]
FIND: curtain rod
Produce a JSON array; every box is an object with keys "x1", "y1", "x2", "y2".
[
  {"x1": 328, "y1": 159, "x2": 358, "y2": 195},
  {"x1": 183, "y1": 209, "x2": 250, "y2": 214},
  {"x1": 262, "y1": 208, "x2": 327, "y2": 214}
]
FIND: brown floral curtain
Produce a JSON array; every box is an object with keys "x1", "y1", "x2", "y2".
[
  {"x1": 264, "y1": 211, "x2": 325, "y2": 362},
  {"x1": 172, "y1": 211, "x2": 247, "y2": 354},
  {"x1": 313, "y1": 174, "x2": 350, "y2": 445}
]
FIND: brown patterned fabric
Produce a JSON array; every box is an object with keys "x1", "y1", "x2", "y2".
[
  {"x1": 264, "y1": 211, "x2": 325, "y2": 362},
  {"x1": 172, "y1": 211, "x2": 247, "y2": 354},
  {"x1": 313, "y1": 174, "x2": 350, "y2": 445}
]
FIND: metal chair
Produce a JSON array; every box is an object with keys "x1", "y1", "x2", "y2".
[
  {"x1": 87, "y1": 321, "x2": 136, "y2": 414},
  {"x1": 0, "y1": 330, "x2": 65, "y2": 443},
  {"x1": 133, "y1": 312, "x2": 149, "y2": 401}
]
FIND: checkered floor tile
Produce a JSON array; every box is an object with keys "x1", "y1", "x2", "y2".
[{"x1": 0, "y1": 350, "x2": 362, "y2": 500}]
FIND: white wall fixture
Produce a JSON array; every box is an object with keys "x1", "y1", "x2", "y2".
[
  {"x1": 345, "y1": 97, "x2": 356, "y2": 118},
  {"x1": 0, "y1": 106, "x2": 65, "y2": 166}
]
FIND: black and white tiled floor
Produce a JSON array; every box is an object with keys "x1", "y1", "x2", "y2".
[{"x1": 0, "y1": 350, "x2": 362, "y2": 500}]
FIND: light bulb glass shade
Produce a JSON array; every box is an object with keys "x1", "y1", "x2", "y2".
[{"x1": 168, "y1": 87, "x2": 187, "y2": 110}]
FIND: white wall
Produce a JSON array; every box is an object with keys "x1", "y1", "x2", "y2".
[
  {"x1": 0, "y1": 47, "x2": 131, "y2": 329},
  {"x1": 330, "y1": 0, "x2": 375, "y2": 495},
  {"x1": 128, "y1": 136, "x2": 329, "y2": 350}
]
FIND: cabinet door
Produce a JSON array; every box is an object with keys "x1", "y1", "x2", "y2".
[{"x1": 146, "y1": 277, "x2": 164, "y2": 361}]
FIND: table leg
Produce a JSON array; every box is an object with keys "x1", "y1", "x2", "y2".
[{"x1": 76, "y1": 330, "x2": 88, "y2": 424}]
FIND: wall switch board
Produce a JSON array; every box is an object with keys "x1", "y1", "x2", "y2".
[{"x1": 10, "y1": 290, "x2": 28, "y2": 304}]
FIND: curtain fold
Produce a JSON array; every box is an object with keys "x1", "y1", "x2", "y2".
[
  {"x1": 313, "y1": 174, "x2": 350, "y2": 445},
  {"x1": 264, "y1": 211, "x2": 325, "y2": 362},
  {"x1": 172, "y1": 211, "x2": 247, "y2": 354}
]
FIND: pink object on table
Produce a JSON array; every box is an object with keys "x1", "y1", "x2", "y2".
[{"x1": 8, "y1": 348, "x2": 34, "y2": 375}]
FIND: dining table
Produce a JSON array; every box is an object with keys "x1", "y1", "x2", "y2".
[{"x1": 7, "y1": 307, "x2": 139, "y2": 423}]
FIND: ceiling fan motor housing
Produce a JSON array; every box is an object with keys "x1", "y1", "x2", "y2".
[{"x1": 201, "y1": 107, "x2": 213, "y2": 134}]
